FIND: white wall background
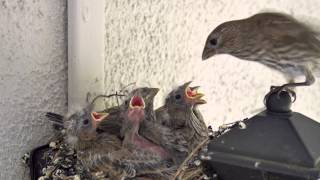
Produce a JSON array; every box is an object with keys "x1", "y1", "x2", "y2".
[
  {"x1": 0, "y1": 0, "x2": 67, "y2": 179},
  {"x1": 104, "y1": 0, "x2": 320, "y2": 128},
  {"x1": 1, "y1": 0, "x2": 320, "y2": 179}
]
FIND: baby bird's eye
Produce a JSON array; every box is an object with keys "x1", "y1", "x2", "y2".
[
  {"x1": 175, "y1": 94, "x2": 181, "y2": 100},
  {"x1": 83, "y1": 119, "x2": 89, "y2": 125},
  {"x1": 209, "y1": 38, "x2": 217, "y2": 46}
]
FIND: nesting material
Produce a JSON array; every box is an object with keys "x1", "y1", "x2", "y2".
[{"x1": 24, "y1": 120, "x2": 245, "y2": 180}]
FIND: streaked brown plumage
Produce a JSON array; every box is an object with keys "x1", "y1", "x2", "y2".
[
  {"x1": 63, "y1": 104, "x2": 127, "y2": 178},
  {"x1": 202, "y1": 12, "x2": 320, "y2": 95},
  {"x1": 64, "y1": 102, "x2": 174, "y2": 179},
  {"x1": 99, "y1": 87, "x2": 189, "y2": 165},
  {"x1": 96, "y1": 106, "x2": 123, "y2": 137},
  {"x1": 120, "y1": 92, "x2": 176, "y2": 179},
  {"x1": 155, "y1": 81, "x2": 208, "y2": 152},
  {"x1": 130, "y1": 88, "x2": 189, "y2": 165}
]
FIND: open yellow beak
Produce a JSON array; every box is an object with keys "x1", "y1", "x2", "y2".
[
  {"x1": 185, "y1": 86, "x2": 207, "y2": 104},
  {"x1": 91, "y1": 112, "x2": 109, "y2": 123}
]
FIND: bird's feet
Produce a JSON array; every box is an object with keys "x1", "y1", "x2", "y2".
[
  {"x1": 122, "y1": 164, "x2": 136, "y2": 179},
  {"x1": 264, "y1": 85, "x2": 296, "y2": 104}
]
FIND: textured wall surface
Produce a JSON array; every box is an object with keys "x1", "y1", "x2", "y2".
[
  {"x1": 0, "y1": 0, "x2": 67, "y2": 179},
  {"x1": 104, "y1": 0, "x2": 320, "y2": 127}
]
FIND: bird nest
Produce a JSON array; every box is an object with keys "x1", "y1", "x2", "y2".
[
  {"x1": 23, "y1": 120, "x2": 246, "y2": 180},
  {"x1": 22, "y1": 84, "x2": 247, "y2": 180}
]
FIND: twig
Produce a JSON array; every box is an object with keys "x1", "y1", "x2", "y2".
[
  {"x1": 116, "y1": 82, "x2": 137, "y2": 107},
  {"x1": 182, "y1": 167, "x2": 203, "y2": 180},
  {"x1": 119, "y1": 82, "x2": 136, "y2": 93},
  {"x1": 197, "y1": 174, "x2": 207, "y2": 180},
  {"x1": 172, "y1": 137, "x2": 209, "y2": 180},
  {"x1": 115, "y1": 91, "x2": 120, "y2": 107},
  {"x1": 91, "y1": 94, "x2": 126, "y2": 105}
]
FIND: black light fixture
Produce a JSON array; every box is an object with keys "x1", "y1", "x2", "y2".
[{"x1": 205, "y1": 90, "x2": 320, "y2": 180}]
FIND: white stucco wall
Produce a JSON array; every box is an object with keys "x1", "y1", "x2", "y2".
[
  {"x1": 104, "y1": 0, "x2": 320, "y2": 127},
  {"x1": 0, "y1": 0, "x2": 67, "y2": 179}
]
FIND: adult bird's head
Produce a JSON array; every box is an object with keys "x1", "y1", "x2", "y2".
[{"x1": 202, "y1": 20, "x2": 243, "y2": 60}]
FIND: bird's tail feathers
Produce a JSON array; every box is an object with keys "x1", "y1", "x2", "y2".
[{"x1": 45, "y1": 112, "x2": 64, "y2": 129}]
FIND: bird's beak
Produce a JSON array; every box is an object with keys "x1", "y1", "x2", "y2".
[
  {"x1": 185, "y1": 86, "x2": 207, "y2": 104},
  {"x1": 202, "y1": 47, "x2": 215, "y2": 61},
  {"x1": 91, "y1": 112, "x2": 109, "y2": 127}
]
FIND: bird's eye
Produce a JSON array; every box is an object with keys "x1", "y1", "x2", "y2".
[
  {"x1": 209, "y1": 38, "x2": 217, "y2": 46},
  {"x1": 175, "y1": 94, "x2": 181, "y2": 100},
  {"x1": 124, "y1": 100, "x2": 129, "y2": 105},
  {"x1": 83, "y1": 119, "x2": 89, "y2": 125}
]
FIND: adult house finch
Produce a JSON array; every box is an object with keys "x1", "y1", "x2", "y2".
[
  {"x1": 202, "y1": 12, "x2": 320, "y2": 100},
  {"x1": 155, "y1": 81, "x2": 208, "y2": 152}
]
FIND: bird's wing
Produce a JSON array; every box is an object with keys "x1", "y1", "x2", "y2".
[
  {"x1": 108, "y1": 149, "x2": 175, "y2": 179},
  {"x1": 155, "y1": 106, "x2": 171, "y2": 126},
  {"x1": 97, "y1": 115, "x2": 122, "y2": 137},
  {"x1": 141, "y1": 121, "x2": 188, "y2": 151},
  {"x1": 140, "y1": 121, "x2": 188, "y2": 164},
  {"x1": 252, "y1": 13, "x2": 320, "y2": 66},
  {"x1": 249, "y1": 13, "x2": 311, "y2": 38},
  {"x1": 98, "y1": 133, "x2": 122, "y2": 150},
  {"x1": 190, "y1": 108, "x2": 208, "y2": 138}
]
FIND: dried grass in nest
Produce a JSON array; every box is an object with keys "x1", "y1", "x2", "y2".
[{"x1": 172, "y1": 137, "x2": 210, "y2": 180}]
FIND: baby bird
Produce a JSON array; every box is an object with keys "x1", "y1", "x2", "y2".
[
  {"x1": 129, "y1": 87, "x2": 189, "y2": 165},
  {"x1": 63, "y1": 104, "x2": 130, "y2": 179},
  {"x1": 202, "y1": 12, "x2": 320, "y2": 98},
  {"x1": 65, "y1": 102, "x2": 174, "y2": 179},
  {"x1": 156, "y1": 81, "x2": 208, "y2": 152},
  {"x1": 120, "y1": 91, "x2": 176, "y2": 179},
  {"x1": 98, "y1": 87, "x2": 189, "y2": 165}
]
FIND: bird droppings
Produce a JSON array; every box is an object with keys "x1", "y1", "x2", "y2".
[
  {"x1": 32, "y1": 137, "x2": 94, "y2": 180},
  {"x1": 200, "y1": 154, "x2": 212, "y2": 161},
  {"x1": 254, "y1": 161, "x2": 261, "y2": 168},
  {"x1": 239, "y1": 121, "x2": 247, "y2": 129},
  {"x1": 49, "y1": 141, "x2": 57, "y2": 149},
  {"x1": 194, "y1": 159, "x2": 201, "y2": 166}
]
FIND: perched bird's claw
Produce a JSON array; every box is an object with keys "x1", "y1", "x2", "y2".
[
  {"x1": 264, "y1": 85, "x2": 296, "y2": 105},
  {"x1": 275, "y1": 85, "x2": 296, "y2": 102},
  {"x1": 123, "y1": 164, "x2": 136, "y2": 178}
]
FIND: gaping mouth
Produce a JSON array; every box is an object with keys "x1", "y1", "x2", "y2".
[
  {"x1": 129, "y1": 95, "x2": 145, "y2": 109},
  {"x1": 185, "y1": 86, "x2": 207, "y2": 104},
  {"x1": 91, "y1": 112, "x2": 109, "y2": 123}
]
